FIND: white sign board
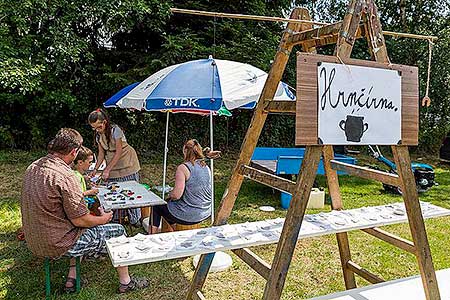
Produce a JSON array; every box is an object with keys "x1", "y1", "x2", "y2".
[{"x1": 317, "y1": 62, "x2": 401, "y2": 145}]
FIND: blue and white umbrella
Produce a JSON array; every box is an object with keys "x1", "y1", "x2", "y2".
[
  {"x1": 104, "y1": 56, "x2": 295, "y2": 113},
  {"x1": 104, "y1": 56, "x2": 295, "y2": 223}
]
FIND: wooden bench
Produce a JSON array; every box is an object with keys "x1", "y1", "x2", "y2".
[
  {"x1": 310, "y1": 268, "x2": 450, "y2": 300},
  {"x1": 142, "y1": 216, "x2": 202, "y2": 233},
  {"x1": 44, "y1": 256, "x2": 81, "y2": 299},
  {"x1": 106, "y1": 201, "x2": 450, "y2": 268}
]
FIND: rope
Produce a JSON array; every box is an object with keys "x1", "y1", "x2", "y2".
[
  {"x1": 335, "y1": 53, "x2": 353, "y2": 81},
  {"x1": 213, "y1": 15, "x2": 216, "y2": 57},
  {"x1": 422, "y1": 39, "x2": 434, "y2": 107}
]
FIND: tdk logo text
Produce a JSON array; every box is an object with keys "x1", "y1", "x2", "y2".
[{"x1": 164, "y1": 98, "x2": 199, "y2": 107}]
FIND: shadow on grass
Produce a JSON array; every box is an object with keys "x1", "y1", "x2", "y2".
[{"x1": 1, "y1": 232, "x2": 194, "y2": 300}]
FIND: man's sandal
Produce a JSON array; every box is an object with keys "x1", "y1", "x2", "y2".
[
  {"x1": 64, "y1": 277, "x2": 77, "y2": 293},
  {"x1": 118, "y1": 276, "x2": 149, "y2": 293},
  {"x1": 64, "y1": 264, "x2": 86, "y2": 293}
]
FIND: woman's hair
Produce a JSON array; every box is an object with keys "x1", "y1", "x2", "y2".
[
  {"x1": 88, "y1": 108, "x2": 112, "y2": 147},
  {"x1": 47, "y1": 128, "x2": 83, "y2": 155},
  {"x1": 183, "y1": 139, "x2": 207, "y2": 167},
  {"x1": 74, "y1": 146, "x2": 93, "y2": 165}
]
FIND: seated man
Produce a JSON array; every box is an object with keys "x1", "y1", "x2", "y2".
[{"x1": 20, "y1": 128, "x2": 148, "y2": 293}]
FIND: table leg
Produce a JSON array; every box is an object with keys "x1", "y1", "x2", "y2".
[{"x1": 149, "y1": 207, "x2": 154, "y2": 234}]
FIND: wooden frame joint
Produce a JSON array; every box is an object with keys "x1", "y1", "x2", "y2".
[
  {"x1": 233, "y1": 248, "x2": 271, "y2": 280},
  {"x1": 347, "y1": 260, "x2": 385, "y2": 284},
  {"x1": 362, "y1": 227, "x2": 416, "y2": 254}
]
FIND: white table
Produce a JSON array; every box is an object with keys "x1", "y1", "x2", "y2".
[
  {"x1": 97, "y1": 181, "x2": 166, "y2": 211},
  {"x1": 310, "y1": 268, "x2": 450, "y2": 300},
  {"x1": 98, "y1": 181, "x2": 166, "y2": 232}
]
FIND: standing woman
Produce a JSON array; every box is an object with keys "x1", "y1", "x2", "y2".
[{"x1": 88, "y1": 108, "x2": 141, "y2": 225}]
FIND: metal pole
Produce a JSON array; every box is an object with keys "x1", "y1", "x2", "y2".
[
  {"x1": 162, "y1": 111, "x2": 170, "y2": 200},
  {"x1": 209, "y1": 111, "x2": 215, "y2": 224}
]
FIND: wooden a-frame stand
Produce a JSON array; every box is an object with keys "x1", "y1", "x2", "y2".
[{"x1": 187, "y1": 1, "x2": 441, "y2": 299}]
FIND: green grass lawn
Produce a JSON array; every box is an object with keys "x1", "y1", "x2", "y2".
[{"x1": 0, "y1": 150, "x2": 449, "y2": 300}]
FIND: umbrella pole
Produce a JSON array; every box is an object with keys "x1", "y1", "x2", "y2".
[
  {"x1": 209, "y1": 111, "x2": 215, "y2": 224},
  {"x1": 162, "y1": 111, "x2": 170, "y2": 201}
]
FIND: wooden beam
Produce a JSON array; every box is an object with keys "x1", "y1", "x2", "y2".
[
  {"x1": 362, "y1": 227, "x2": 416, "y2": 254},
  {"x1": 392, "y1": 145, "x2": 441, "y2": 300},
  {"x1": 263, "y1": 146, "x2": 323, "y2": 299},
  {"x1": 264, "y1": 100, "x2": 296, "y2": 114},
  {"x1": 334, "y1": 0, "x2": 363, "y2": 57},
  {"x1": 323, "y1": 146, "x2": 357, "y2": 289},
  {"x1": 347, "y1": 261, "x2": 385, "y2": 284},
  {"x1": 362, "y1": 1, "x2": 390, "y2": 63},
  {"x1": 233, "y1": 248, "x2": 271, "y2": 280},
  {"x1": 330, "y1": 160, "x2": 400, "y2": 187},
  {"x1": 290, "y1": 21, "x2": 342, "y2": 45},
  {"x1": 186, "y1": 8, "x2": 308, "y2": 300},
  {"x1": 239, "y1": 165, "x2": 295, "y2": 193}
]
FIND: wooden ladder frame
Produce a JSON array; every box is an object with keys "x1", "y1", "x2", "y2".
[{"x1": 187, "y1": 1, "x2": 440, "y2": 299}]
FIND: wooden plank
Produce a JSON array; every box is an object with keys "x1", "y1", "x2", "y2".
[
  {"x1": 330, "y1": 160, "x2": 400, "y2": 187},
  {"x1": 323, "y1": 145, "x2": 357, "y2": 289},
  {"x1": 292, "y1": 23, "x2": 369, "y2": 49},
  {"x1": 392, "y1": 145, "x2": 441, "y2": 300},
  {"x1": 186, "y1": 8, "x2": 309, "y2": 300},
  {"x1": 361, "y1": 227, "x2": 416, "y2": 254},
  {"x1": 250, "y1": 160, "x2": 277, "y2": 174},
  {"x1": 295, "y1": 53, "x2": 419, "y2": 146},
  {"x1": 347, "y1": 260, "x2": 385, "y2": 284},
  {"x1": 239, "y1": 164, "x2": 295, "y2": 193},
  {"x1": 263, "y1": 146, "x2": 323, "y2": 300},
  {"x1": 233, "y1": 248, "x2": 271, "y2": 280},
  {"x1": 264, "y1": 100, "x2": 296, "y2": 114},
  {"x1": 323, "y1": 3, "x2": 361, "y2": 290}
]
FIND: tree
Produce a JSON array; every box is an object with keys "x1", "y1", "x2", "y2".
[{"x1": 1, "y1": 0, "x2": 449, "y2": 154}]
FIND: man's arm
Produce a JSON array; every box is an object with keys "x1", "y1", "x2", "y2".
[{"x1": 70, "y1": 210, "x2": 112, "y2": 228}]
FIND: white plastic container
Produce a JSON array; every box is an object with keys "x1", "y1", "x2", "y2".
[
  {"x1": 307, "y1": 188, "x2": 325, "y2": 209},
  {"x1": 281, "y1": 188, "x2": 325, "y2": 209}
]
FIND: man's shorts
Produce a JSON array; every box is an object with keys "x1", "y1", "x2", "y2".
[{"x1": 65, "y1": 223, "x2": 125, "y2": 257}]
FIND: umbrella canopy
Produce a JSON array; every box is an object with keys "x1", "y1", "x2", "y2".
[{"x1": 103, "y1": 56, "x2": 295, "y2": 113}]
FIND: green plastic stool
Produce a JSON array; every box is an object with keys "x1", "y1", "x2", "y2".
[{"x1": 44, "y1": 256, "x2": 81, "y2": 299}]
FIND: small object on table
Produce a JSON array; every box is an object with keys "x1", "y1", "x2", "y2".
[{"x1": 393, "y1": 208, "x2": 405, "y2": 216}]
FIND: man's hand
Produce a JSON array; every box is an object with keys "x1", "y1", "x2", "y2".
[
  {"x1": 88, "y1": 170, "x2": 97, "y2": 178},
  {"x1": 100, "y1": 211, "x2": 113, "y2": 224},
  {"x1": 83, "y1": 188, "x2": 99, "y2": 196},
  {"x1": 71, "y1": 208, "x2": 113, "y2": 227}
]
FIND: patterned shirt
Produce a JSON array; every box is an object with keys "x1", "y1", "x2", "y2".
[{"x1": 20, "y1": 154, "x2": 88, "y2": 258}]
